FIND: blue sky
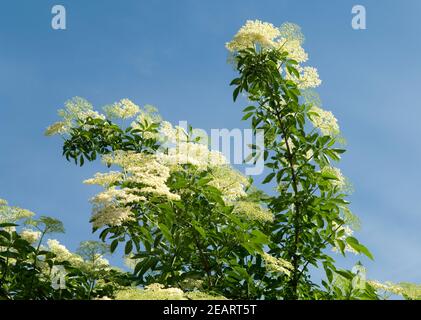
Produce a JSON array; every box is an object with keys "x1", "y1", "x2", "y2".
[{"x1": 1, "y1": 0, "x2": 420, "y2": 285}]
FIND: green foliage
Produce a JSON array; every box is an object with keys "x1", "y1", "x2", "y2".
[
  {"x1": 229, "y1": 42, "x2": 373, "y2": 299},
  {"x1": 0, "y1": 203, "x2": 131, "y2": 300},
  {"x1": 3, "y1": 20, "x2": 417, "y2": 301},
  {"x1": 54, "y1": 107, "x2": 276, "y2": 299}
]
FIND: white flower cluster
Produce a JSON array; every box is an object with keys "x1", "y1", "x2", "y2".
[
  {"x1": 159, "y1": 121, "x2": 188, "y2": 144},
  {"x1": 158, "y1": 121, "x2": 227, "y2": 171},
  {"x1": 47, "y1": 239, "x2": 84, "y2": 265},
  {"x1": 226, "y1": 20, "x2": 322, "y2": 89},
  {"x1": 91, "y1": 187, "x2": 146, "y2": 206},
  {"x1": 101, "y1": 152, "x2": 181, "y2": 201},
  {"x1": 46, "y1": 239, "x2": 109, "y2": 271},
  {"x1": 90, "y1": 204, "x2": 135, "y2": 229},
  {"x1": 208, "y1": 166, "x2": 249, "y2": 203},
  {"x1": 20, "y1": 229, "x2": 41, "y2": 244},
  {"x1": 226, "y1": 20, "x2": 281, "y2": 52},
  {"x1": 277, "y1": 38, "x2": 308, "y2": 63},
  {"x1": 321, "y1": 166, "x2": 346, "y2": 191},
  {"x1": 285, "y1": 66, "x2": 321, "y2": 89},
  {"x1": 130, "y1": 104, "x2": 162, "y2": 138},
  {"x1": 45, "y1": 97, "x2": 105, "y2": 136},
  {"x1": 368, "y1": 280, "x2": 405, "y2": 296},
  {"x1": 127, "y1": 163, "x2": 180, "y2": 201},
  {"x1": 84, "y1": 171, "x2": 123, "y2": 188},
  {"x1": 87, "y1": 151, "x2": 182, "y2": 228},
  {"x1": 309, "y1": 106, "x2": 340, "y2": 136},
  {"x1": 262, "y1": 252, "x2": 293, "y2": 276},
  {"x1": 332, "y1": 222, "x2": 358, "y2": 254},
  {"x1": 233, "y1": 201, "x2": 274, "y2": 223},
  {"x1": 103, "y1": 99, "x2": 141, "y2": 119},
  {"x1": 0, "y1": 200, "x2": 35, "y2": 223},
  {"x1": 163, "y1": 142, "x2": 227, "y2": 171},
  {"x1": 114, "y1": 283, "x2": 227, "y2": 300}
]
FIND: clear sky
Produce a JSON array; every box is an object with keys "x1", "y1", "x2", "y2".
[{"x1": 1, "y1": 0, "x2": 420, "y2": 284}]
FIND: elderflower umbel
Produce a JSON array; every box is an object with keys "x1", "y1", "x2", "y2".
[
  {"x1": 277, "y1": 38, "x2": 308, "y2": 63},
  {"x1": 233, "y1": 201, "x2": 274, "y2": 223},
  {"x1": 164, "y1": 142, "x2": 227, "y2": 171},
  {"x1": 285, "y1": 66, "x2": 321, "y2": 89},
  {"x1": 368, "y1": 280, "x2": 405, "y2": 296},
  {"x1": 99, "y1": 152, "x2": 180, "y2": 200},
  {"x1": 90, "y1": 187, "x2": 147, "y2": 206},
  {"x1": 90, "y1": 205, "x2": 135, "y2": 229},
  {"x1": 208, "y1": 166, "x2": 249, "y2": 203},
  {"x1": 103, "y1": 99, "x2": 140, "y2": 119},
  {"x1": 0, "y1": 203, "x2": 35, "y2": 223},
  {"x1": 322, "y1": 166, "x2": 346, "y2": 190},
  {"x1": 84, "y1": 171, "x2": 123, "y2": 188},
  {"x1": 331, "y1": 222, "x2": 358, "y2": 254},
  {"x1": 115, "y1": 284, "x2": 186, "y2": 300},
  {"x1": 20, "y1": 229, "x2": 41, "y2": 244},
  {"x1": 309, "y1": 106, "x2": 340, "y2": 136},
  {"x1": 262, "y1": 252, "x2": 293, "y2": 276},
  {"x1": 159, "y1": 121, "x2": 188, "y2": 144},
  {"x1": 46, "y1": 97, "x2": 105, "y2": 136},
  {"x1": 47, "y1": 239, "x2": 84, "y2": 265},
  {"x1": 226, "y1": 20, "x2": 281, "y2": 52}
]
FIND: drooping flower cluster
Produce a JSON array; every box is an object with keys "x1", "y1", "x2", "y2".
[
  {"x1": 86, "y1": 151, "x2": 181, "y2": 228},
  {"x1": 101, "y1": 152, "x2": 180, "y2": 201},
  {"x1": 90, "y1": 202, "x2": 135, "y2": 229},
  {"x1": 368, "y1": 280, "x2": 405, "y2": 296},
  {"x1": 368, "y1": 281, "x2": 421, "y2": 299},
  {"x1": 84, "y1": 172, "x2": 123, "y2": 188},
  {"x1": 262, "y1": 252, "x2": 293, "y2": 276},
  {"x1": 309, "y1": 106, "x2": 340, "y2": 136}
]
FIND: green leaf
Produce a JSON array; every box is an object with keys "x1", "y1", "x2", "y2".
[
  {"x1": 233, "y1": 86, "x2": 241, "y2": 102},
  {"x1": 243, "y1": 106, "x2": 256, "y2": 112},
  {"x1": 125, "y1": 240, "x2": 133, "y2": 255},
  {"x1": 242, "y1": 112, "x2": 253, "y2": 121},
  {"x1": 159, "y1": 223, "x2": 173, "y2": 244},
  {"x1": 346, "y1": 237, "x2": 374, "y2": 260},
  {"x1": 110, "y1": 239, "x2": 119, "y2": 253},
  {"x1": 357, "y1": 243, "x2": 374, "y2": 260},
  {"x1": 0, "y1": 223, "x2": 18, "y2": 228},
  {"x1": 192, "y1": 223, "x2": 206, "y2": 238},
  {"x1": 262, "y1": 172, "x2": 275, "y2": 184}
]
